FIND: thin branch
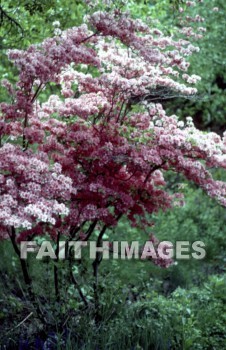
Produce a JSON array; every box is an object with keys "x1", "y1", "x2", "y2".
[
  {"x1": 0, "y1": 6, "x2": 24, "y2": 34},
  {"x1": 4, "y1": 312, "x2": 33, "y2": 336},
  {"x1": 69, "y1": 266, "x2": 88, "y2": 308},
  {"x1": 77, "y1": 219, "x2": 98, "y2": 242},
  {"x1": 8, "y1": 227, "x2": 32, "y2": 287},
  {"x1": 79, "y1": 32, "x2": 98, "y2": 44},
  {"x1": 92, "y1": 213, "x2": 123, "y2": 322},
  {"x1": 143, "y1": 164, "x2": 162, "y2": 186},
  {"x1": 8, "y1": 227, "x2": 47, "y2": 325},
  {"x1": 54, "y1": 231, "x2": 60, "y2": 302},
  {"x1": 30, "y1": 83, "x2": 43, "y2": 103}
]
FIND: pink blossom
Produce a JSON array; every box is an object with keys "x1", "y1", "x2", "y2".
[{"x1": 0, "y1": 6, "x2": 225, "y2": 271}]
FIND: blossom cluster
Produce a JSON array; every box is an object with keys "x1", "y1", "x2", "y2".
[
  {"x1": 0, "y1": 144, "x2": 72, "y2": 237},
  {"x1": 0, "y1": 1, "x2": 225, "y2": 268}
]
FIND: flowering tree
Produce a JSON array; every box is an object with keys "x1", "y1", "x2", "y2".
[{"x1": 0, "y1": 1, "x2": 226, "y2": 313}]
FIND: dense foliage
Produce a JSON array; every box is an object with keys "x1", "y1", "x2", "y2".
[
  {"x1": 0, "y1": 0, "x2": 225, "y2": 348},
  {"x1": 1, "y1": 0, "x2": 226, "y2": 250}
]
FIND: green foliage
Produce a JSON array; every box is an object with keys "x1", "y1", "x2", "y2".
[
  {"x1": 106, "y1": 179, "x2": 226, "y2": 292},
  {"x1": 127, "y1": 0, "x2": 226, "y2": 132},
  {"x1": 1, "y1": 0, "x2": 225, "y2": 131},
  {"x1": 1, "y1": 179, "x2": 226, "y2": 348},
  {"x1": 1, "y1": 265, "x2": 225, "y2": 349},
  {"x1": 64, "y1": 275, "x2": 226, "y2": 350},
  {"x1": 0, "y1": 0, "x2": 88, "y2": 102},
  {"x1": 165, "y1": 0, "x2": 226, "y2": 132}
]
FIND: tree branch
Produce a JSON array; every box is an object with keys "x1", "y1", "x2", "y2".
[
  {"x1": 0, "y1": 6, "x2": 24, "y2": 33},
  {"x1": 9, "y1": 227, "x2": 32, "y2": 288},
  {"x1": 54, "y1": 231, "x2": 60, "y2": 302}
]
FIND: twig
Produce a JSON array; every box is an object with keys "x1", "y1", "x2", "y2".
[
  {"x1": 70, "y1": 267, "x2": 88, "y2": 308},
  {"x1": 0, "y1": 6, "x2": 24, "y2": 33},
  {"x1": 54, "y1": 231, "x2": 61, "y2": 302},
  {"x1": 5, "y1": 312, "x2": 33, "y2": 336}
]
